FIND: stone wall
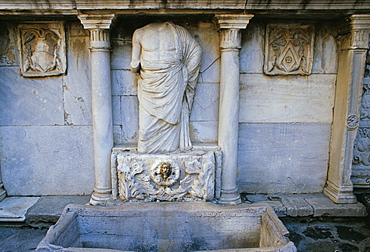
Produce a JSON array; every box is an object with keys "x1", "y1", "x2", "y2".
[
  {"x1": 237, "y1": 20, "x2": 337, "y2": 193},
  {"x1": 0, "y1": 21, "x2": 94, "y2": 195},
  {"x1": 0, "y1": 17, "x2": 339, "y2": 196}
]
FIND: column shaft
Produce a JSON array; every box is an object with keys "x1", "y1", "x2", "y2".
[
  {"x1": 215, "y1": 15, "x2": 253, "y2": 205},
  {"x1": 78, "y1": 15, "x2": 115, "y2": 205}
]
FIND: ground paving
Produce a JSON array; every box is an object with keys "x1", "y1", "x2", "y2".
[{"x1": 0, "y1": 194, "x2": 369, "y2": 251}]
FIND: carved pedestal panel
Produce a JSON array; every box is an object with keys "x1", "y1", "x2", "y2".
[
  {"x1": 264, "y1": 23, "x2": 314, "y2": 75},
  {"x1": 112, "y1": 150, "x2": 216, "y2": 202}
]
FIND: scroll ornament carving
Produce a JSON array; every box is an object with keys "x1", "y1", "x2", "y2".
[
  {"x1": 264, "y1": 23, "x2": 314, "y2": 75},
  {"x1": 18, "y1": 22, "x2": 66, "y2": 77},
  {"x1": 116, "y1": 151, "x2": 215, "y2": 202},
  {"x1": 353, "y1": 78, "x2": 370, "y2": 167}
]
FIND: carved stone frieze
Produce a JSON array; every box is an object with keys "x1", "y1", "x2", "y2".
[
  {"x1": 264, "y1": 23, "x2": 314, "y2": 75},
  {"x1": 18, "y1": 22, "x2": 66, "y2": 77},
  {"x1": 113, "y1": 150, "x2": 216, "y2": 202},
  {"x1": 353, "y1": 77, "x2": 370, "y2": 188}
]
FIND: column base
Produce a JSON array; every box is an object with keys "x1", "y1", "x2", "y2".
[
  {"x1": 324, "y1": 181, "x2": 357, "y2": 204},
  {"x1": 218, "y1": 188, "x2": 241, "y2": 205},
  {"x1": 89, "y1": 187, "x2": 111, "y2": 205},
  {"x1": 0, "y1": 183, "x2": 6, "y2": 202}
]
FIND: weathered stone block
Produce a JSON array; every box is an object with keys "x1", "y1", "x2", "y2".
[
  {"x1": 190, "y1": 83, "x2": 219, "y2": 122},
  {"x1": 0, "y1": 126, "x2": 94, "y2": 195},
  {"x1": 281, "y1": 196, "x2": 314, "y2": 217},
  {"x1": 237, "y1": 123, "x2": 331, "y2": 194},
  {"x1": 0, "y1": 22, "x2": 18, "y2": 66},
  {"x1": 305, "y1": 196, "x2": 367, "y2": 217},
  {"x1": 111, "y1": 41, "x2": 131, "y2": 70},
  {"x1": 196, "y1": 27, "x2": 220, "y2": 83},
  {"x1": 239, "y1": 74, "x2": 335, "y2": 123},
  {"x1": 240, "y1": 21, "x2": 264, "y2": 74},
  {"x1": 111, "y1": 69, "x2": 137, "y2": 96},
  {"x1": 63, "y1": 27, "x2": 92, "y2": 126},
  {"x1": 0, "y1": 197, "x2": 40, "y2": 222},
  {"x1": 121, "y1": 95, "x2": 139, "y2": 143},
  {"x1": 190, "y1": 121, "x2": 218, "y2": 143},
  {"x1": 0, "y1": 67, "x2": 64, "y2": 126}
]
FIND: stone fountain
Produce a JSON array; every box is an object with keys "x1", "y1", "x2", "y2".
[{"x1": 36, "y1": 16, "x2": 296, "y2": 252}]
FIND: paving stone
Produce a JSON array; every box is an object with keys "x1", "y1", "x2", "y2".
[
  {"x1": 335, "y1": 225, "x2": 367, "y2": 242},
  {"x1": 303, "y1": 225, "x2": 334, "y2": 240},
  {"x1": 304, "y1": 241, "x2": 336, "y2": 252},
  {"x1": 26, "y1": 195, "x2": 90, "y2": 228},
  {"x1": 0, "y1": 197, "x2": 40, "y2": 222},
  {"x1": 0, "y1": 227, "x2": 47, "y2": 252},
  {"x1": 281, "y1": 196, "x2": 314, "y2": 217},
  {"x1": 243, "y1": 194, "x2": 287, "y2": 217},
  {"x1": 305, "y1": 196, "x2": 367, "y2": 217},
  {"x1": 338, "y1": 243, "x2": 360, "y2": 252}
]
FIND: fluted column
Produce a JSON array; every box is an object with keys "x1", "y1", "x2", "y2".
[
  {"x1": 215, "y1": 14, "x2": 254, "y2": 205},
  {"x1": 324, "y1": 15, "x2": 370, "y2": 203},
  {"x1": 78, "y1": 14, "x2": 115, "y2": 205}
]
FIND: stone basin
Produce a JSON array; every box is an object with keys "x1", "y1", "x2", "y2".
[{"x1": 36, "y1": 202, "x2": 296, "y2": 252}]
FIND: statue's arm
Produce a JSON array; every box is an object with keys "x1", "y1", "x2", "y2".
[{"x1": 130, "y1": 29, "x2": 142, "y2": 73}]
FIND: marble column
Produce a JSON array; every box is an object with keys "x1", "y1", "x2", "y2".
[
  {"x1": 0, "y1": 167, "x2": 6, "y2": 202},
  {"x1": 324, "y1": 15, "x2": 370, "y2": 203},
  {"x1": 78, "y1": 14, "x2": 115, "y2": 205},
  {"x1": 215, "y1": 14, "x2": 254, "y2": 205}
]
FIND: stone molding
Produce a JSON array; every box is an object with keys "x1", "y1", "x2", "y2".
[
  {"x1": 215, "y1": 14, "x2": 254, "y2": 30},
  {"x1": 78, "y1": 14, "x2": 115, "y2": 30}
]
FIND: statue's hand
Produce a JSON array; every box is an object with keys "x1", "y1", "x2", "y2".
[{"x1": 130, "y1": 60, "x2": 140, "y2": 73}]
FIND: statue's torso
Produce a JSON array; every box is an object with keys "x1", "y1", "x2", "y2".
[{"x1": 139, "y1": 23, "x2": 178, "y2": 63}]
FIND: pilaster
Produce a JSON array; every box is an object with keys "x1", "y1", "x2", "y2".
[
  {"x1": 78, "y1": 14, "x2": 115, "y2": 205},
  {"x1": 324, "y1": 14, "x2": 370, "y2": 203},
  {"x1": 215, "y1": 14, "x2": 254, "y2": 205}
]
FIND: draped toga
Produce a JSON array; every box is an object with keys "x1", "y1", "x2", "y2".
[{"x1": 133, "y1": 22, "x2": 202, "y2": 153}]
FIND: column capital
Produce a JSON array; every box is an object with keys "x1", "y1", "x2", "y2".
[
  {"x1": 350, "y1": 14, "x2": 370, "y2": 49},
  {"x1": 78, "y1": 14, "x2": 115, "y2": 50},
  {"x1": 78, "y1": 14, "x2": 115, "y2": 30},
  {"x1": 215, "y1": 14, "x2": 254, "y2": 30}
]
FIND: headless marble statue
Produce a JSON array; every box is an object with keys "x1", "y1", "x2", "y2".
[{"x1": 131, "y1": 22, "x2": 202, "y2": 153}]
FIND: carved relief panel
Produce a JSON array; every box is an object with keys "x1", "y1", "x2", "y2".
[
  {"x1": 18, "y1": 22, "x2": 66, "y2": 77},
  {"x1": 112, "y1": 150, "x2": 216, "y2": 202},
  {"x1": 264, "y1": 23, "x2": 315, "y2": 75}
]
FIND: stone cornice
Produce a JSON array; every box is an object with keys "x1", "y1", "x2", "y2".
[
  {"x1": 215, "y1": 14, "x2": 254, "y2": 30},
  {"x1": 0, "y1": 0, "x2": 369, "y2": 15}
]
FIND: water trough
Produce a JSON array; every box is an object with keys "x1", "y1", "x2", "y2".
[{"x1": 36, "y1": 202, "x2": 296, "y2": 252}]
